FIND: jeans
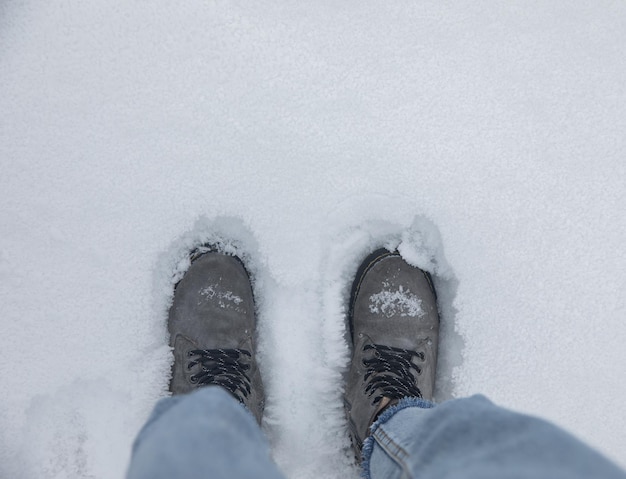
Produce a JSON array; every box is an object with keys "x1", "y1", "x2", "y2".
[{"x1": 126, "y1": 387, "x2": 626, "y2": 479}]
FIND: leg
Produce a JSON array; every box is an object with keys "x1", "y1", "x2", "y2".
[
  {"x1": 127, "y1": 387, "x2": 285, "y2": 479},
  {"x1": 364, "y1": 395, "x2": 626, "y2": 479}
]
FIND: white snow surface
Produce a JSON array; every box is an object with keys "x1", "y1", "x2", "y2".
[{"x1": 1, "y1": 1, "x2": 626, "y2": 478}]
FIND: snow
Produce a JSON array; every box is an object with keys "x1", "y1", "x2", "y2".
[
  {"x1": 1, "y1": 1, "x2": 625, "y2": 478},
  {"x1": 200, "y1": 285, "x2": 244, "y2": 310},
  {"x1": 369, "y1": 286, "x2": 425, "y2": 318}
]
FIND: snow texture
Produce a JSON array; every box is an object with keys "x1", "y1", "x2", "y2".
[
  {"x1": 200, "y1": 285, "x2": 244, "y2": 311},
  {"x1": 369, "y1": 286, "x2": 425, "y2": 318},
  {"x1": 1, "y1": 1, "x2": 626, "y2": 478}
]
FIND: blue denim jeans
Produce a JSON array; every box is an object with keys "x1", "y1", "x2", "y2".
[{"x1": 126, "y1": 387, "x2": 625, "y2": 479}]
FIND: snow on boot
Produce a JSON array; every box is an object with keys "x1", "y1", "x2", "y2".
[
  {"x1": 168, "y1": 248, "x2": 265, "y2": 424},
  {"x1": 344, "y1": 248, "x2": 440, "y2": 462}
]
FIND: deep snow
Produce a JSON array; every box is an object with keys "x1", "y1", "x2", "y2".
[{"x1": 1, "y1": 1, "x2": 625, "y2": 478}]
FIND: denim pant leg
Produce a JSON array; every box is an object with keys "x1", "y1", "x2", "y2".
[
  {"x1": 126, "y1": 386, "x2": 285, "y2": 479},
  {"x1": 364, "y1": 395, "x2": 626, "y2": 479}
]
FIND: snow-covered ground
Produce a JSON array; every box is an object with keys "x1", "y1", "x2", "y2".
[{"x1": 2, "y1": 2, "x2": 625, "y2": 478}]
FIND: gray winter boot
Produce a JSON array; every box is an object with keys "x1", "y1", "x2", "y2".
[
  {"x1": 344, "y1": 248, "x2": 440, "y2": 462},
  {"x1": 168, "y1": 248, "x2": 265, "y2": 424}
]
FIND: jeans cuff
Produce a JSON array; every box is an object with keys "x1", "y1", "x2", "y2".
[{"x1": 361, "y1": 396, "x2": 435, "y2": 479}]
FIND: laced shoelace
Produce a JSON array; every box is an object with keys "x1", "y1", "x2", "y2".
[
  {"x1": 363, "y1": 344, "x2": 424, "y2": 405},
  {"x1": 187, "y1": 349, "x2": 252, "y2": 400}
]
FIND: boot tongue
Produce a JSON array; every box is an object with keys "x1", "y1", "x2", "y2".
[{"x1": 370, "y1": 396, "x2": 399, "y2": 428}]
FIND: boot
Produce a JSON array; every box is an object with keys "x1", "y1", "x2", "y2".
[
  {"x1": 344, "y1": 248, "x2": 440, "y2": 462},
  {"x1": 168, "y1": 248, "x2": 265, "y2": 424}
]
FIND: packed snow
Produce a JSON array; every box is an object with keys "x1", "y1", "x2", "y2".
[{"x1": 1, "y1": 2, "x2": 625, "y2": 478}]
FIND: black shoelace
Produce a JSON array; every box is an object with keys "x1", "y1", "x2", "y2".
[
  {"x1": 363, "y1": 344, "x2": 423, "y2": 405},
  {"x1": 187, "y1": 349, "x2": 252, "y2": 400}
]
